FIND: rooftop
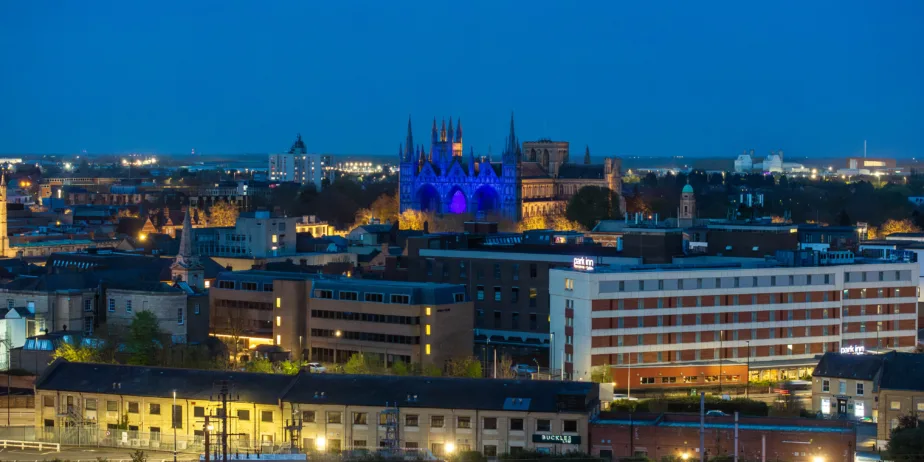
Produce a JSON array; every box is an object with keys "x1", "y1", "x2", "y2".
[{"x1": 812, "y1": 352, "x2": 885, "y2": 381}]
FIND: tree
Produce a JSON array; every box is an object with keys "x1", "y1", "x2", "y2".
[
  {"x1": 207, "y1": 200, "x2": 239, "y2": 227},
  {"x1": 835, "y1": 209, "x2": 852, "y2": 226},
  {"x1": 370, "y1": 193, "x2": 399, "y2": 223},
  {"x1": 243, "y1": 357, "x2": 274, "y2": 373},
  {"x1": 887, "y1": 425, "x2": 924, "y2": 459},
  {"x1": 52, "y1": 342, "x2": 101, "y2": 363},
  {"x1": 591, "y1": 365, "x2": 613, "y2": 384},
  {"x1": 447, "y1": 357, "x2": 483, "y2": 378},
  {"x1": 517, "y1": 215, "x2": 549, "y2": 232},
  {"x1": 565, "y1": 186, "x2": 621, "y2": 230},
  {"x1": 549, "y1": 214, "x2": 585, "y2": 231},
  {"x1": 343, "y1": 353, "x2": 384, "y2": 375},
  {"x1": 276, "y1": 360, "x2": 303, "y2": 375},
  {"x1": 496, "y1": 355, "x2": 516, "y2": 379},
  {"x1": 125, "y1": 311, "x2": 164, "y2": 366},
  {"x1": 399, "y1": 209, "x2": 428, "y2": 231},
  {"x1": 390, "y1": 360, "x2": 411, "y2": 376},
  {"x1": 880, "y1": 218, "x2": 921, "y2": 237},
  {"x1": 421, "y1": 363, "x2": 443, "y2": 377}
]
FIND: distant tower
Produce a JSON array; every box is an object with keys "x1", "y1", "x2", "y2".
[
  {"x1": 171, "y1": 209, "x2": 204, "y2": 289},
  {"x1": 584, "y1": 146, "x2": 591, "y2": 165},
  {"x1": 0, "y1": 175, "x2": 9, "y2": 257},
  {"x1": 501, "y1": 113, "x2": 523, "y2": 221},
  {"x1": 679, "y1": 181, "x2": 696, "y2": 228}
]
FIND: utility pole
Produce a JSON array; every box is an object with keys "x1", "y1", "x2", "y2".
[
  {"x1": 204, "y1": 415, "x2": 211, "y2": 462},
  {"x1": 699, "y1": 392, "x2": 705, "y2": 462},
  {"x1": 284, "y1": 403, "x2": 303, "y2": 453},
  {"x1": 734, "y1": 412, "x2": 739, "y2": 462}
]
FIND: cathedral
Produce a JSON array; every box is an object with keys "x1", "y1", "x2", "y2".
[
  {"x1": 398, "y1": 115, "x2": 624, "y2": 222},
  {"x1": 398, "y1": 116, "x2": 522, "y2": 221}
]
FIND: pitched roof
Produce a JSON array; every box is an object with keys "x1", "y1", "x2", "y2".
[
  {"x1": 37, "y1": 360, "x2": 293, "y2": 404},
  {"x1": 557, "y1": 164, "x2": 606, "y2": 179},
  {"x1": 812, "y1": 352, "x2": 885, "y2": 381},
  {"x1": 3, "y1": 271, "x2": 183, "y2": 293},
  {"x1": 520, "y1": 162, "x2": 548, "y2": 179},
  {"x1": 879, "y1": 352, "x2": 924, "y2": 391},
  {"x1": 282, "y1": 373, "x2": 597, "y2": 413}
]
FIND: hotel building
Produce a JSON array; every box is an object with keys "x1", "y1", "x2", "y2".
[{"x1": 549, "y1": 252, "x2": 919, "y2": 386}]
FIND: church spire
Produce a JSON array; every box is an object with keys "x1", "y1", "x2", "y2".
[
  {"x1": 584, "y1": 145, "x2": 591, "y2": 164},
  {"x1": 440, "y1": 119, "x2": 447, "y2": 143},
  {"x1": 469, "y1": 146, "x2": 476, "y2": 174},
  {"x1": 447, "y1": 117, "x2": 454, "y2": 143},
  {"x1": 431, "y1": 118, "x2": 438, "y2": 144},
  {"x1": 503, "y1": 112, "x2": 519, "y2": 164},
  {"x1": 456, "y1": 119, "x2": 462, "y2": 144},
  {"x1": 405, "y1": 116, "x2": 414, "y2": 162}
]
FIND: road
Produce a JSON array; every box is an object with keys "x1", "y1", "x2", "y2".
[{"x1": 0, "y1": 447, "x2": 200, "y2": 462}]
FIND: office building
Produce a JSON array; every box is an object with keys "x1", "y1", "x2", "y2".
[
  {"x1": 550, "y1": 252, "x2": 919, "y2": 384},
  {"x1": 269, "y1": 135, "x2": 325, "y2": 191}
]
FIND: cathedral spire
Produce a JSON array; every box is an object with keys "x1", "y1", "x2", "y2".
[
  {"x1": 405, "y1": 116, "x2": 414, "y2": 162},
  {"x1": 447, "y1": 117, "x2": 454, "y2": 143},
  {"x1": 584, "y1": 145, "x2": 591, "y2": 165},
  {"x1": 440, "y1": 119, "x2": 447, "y2": 143},
  {"x1": 503, "y1": 112, "x2": 520, "y2": 164},
  {"x1": 399, "y1": 143, "x2": 404, "y2": 161},
  {"x1": 456, "y1": 119, "x2": 462, "y2": 144},
  {"x1": 431, "y1": 118, "x2": 438, "y2": 144},
  {"x1": 469, "y1": 146, "x2": 476, "y2": 174}
]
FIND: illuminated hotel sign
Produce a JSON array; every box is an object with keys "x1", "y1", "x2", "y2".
[
  {"x1": 840, "y1": 345, "x2": 865, "y2": 355},
  {"x1": 573, "y1": 257, "x2": 595, "y2": 271},
  {"x1": 532, "y1": 434, "x2": 581, "y2": 444}
]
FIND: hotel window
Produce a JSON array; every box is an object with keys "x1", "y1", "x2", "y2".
[
  {"x1": 637, "y1": 334, "x2": 643, "y2": 345},
  {"x1": 530, "y1": 264, "x2": 537, "y2": 278},
  {"x1": 177, "y1": 308, "x2": 184, "y2": 325},
  {"x1": 327, "y1": 411, "x2": 342, "y2": 424},
  {"x1": 618, "y1": 281, "x2": 625, "y2": 291},
  {"x1": 617, "y1": 299, "x2": 624, "y2": 310},
  {"x1": 769, "y1": 329, "x2": 775, "y2": 339},
  {"x1": 637, "y1": 317, "x2": 643, "y2": 328},
  {"x1": 789, "y1": 275, "x2": 794, "y2": 285},
  {"x1": 364, "y1": 293, "x2": 384, "y2": 303},
  {"x1": 457, "y1": 416, "x2": 471, "y2": 429},
  {"x1": 890, "y1": 401, "x2": 901, "y2": 410},
  {"x1": 676, "y1": 315, "x2": 682, "y2": 326},
  {"x1": 352, "y1": 412, "x2": 368, "y2": 425},
  {"x1": 695, "y1": 314, "x2": 702, "y2": 325},
  {"x1": 617, "y1": 318, "x2": 624, "y2": 328},
  {"x1": 510, "y1": 418, "x2": 524, "y2": 431},
  {"x1": 857, "y1": 383, "x2": 864, "y2": 395},
  {"x1": 512, "y1": 264, "x2": 519, "y2": 280},
  {"x1": 564, "y1": 278, "x2": 574, "y2": 291},
  {"x1": 656, "y1": 334, "x2": 663, "y2": 345},
  {"x1": 787, "y1": 327, "x2": 793, "y2": 337},
  {"x1": 405, "y1": 414, "x2": 418, "y2": 427},
  {"x1": 149, "y1": 403, "x2": 161, "y2": 415},
  {"x1": 425, "y1": 344, "x2": 431, "y2": 355},
  {"x1": 771, "y1": 276, "x2": 777, "y2": 286},
  {"x1": 696, "y1": 296, "x2": 702, "y2": 307},
  {"x1": 563, "y1": 420, "x2": 578, "y2": 432},
  {"x1": 714, "y1": 313, "x2": 720, "y2": 323},
  {"x1": 315, "y1": 290, "x2": 333, "y2": 299},
  {"x1": 750, "y1": 328, "x2": 757, "y2": 339},
  {"x1": 126, "y1": 300, "x2": 133, "y2": 313},
  {"x1": 529, "y1": 288, "x2": 537, "y2": 307},
  {"x1": 696, "y1": 278, "x2": 703, "y2": 289},
  {"x1": 732, "y1": 295, "x2": 739, "y2": 305},
  {"x1": 638, "y1": 299, "x2": 644, "y2": 309},
  {"x1": 769, "y1": 311, "x2": 775, "y2": 321},
  {"x1": 537, "y1": 419, "x2": 551, "y2": 432},
  {"x1": 715, "y1": 278, "x2": 721, "y2": 288},
  {"x1": 494, "y1": 287, "x2": 502, "y2": 302},
  {"x1": 734, "y1": 277, "x2": 740, "y2": 288},
  {"x1": 823, "y1": 326, "x2": 829, "y2": 336},
  {"x1": 695, "y1": 332, "x2": 701, "y2": 342},
  {"x1": 276, "y1": 297, "x2": 281, "y2": 308},
  {"x1": 108, "y1": 298, "x2": 115, "y2": 312},
  {"x1": 657, "y1": 316, "x2": 663, "y2": 327},
  {"x1": 511, "y1": 288, "x2": 519, "y2": 303},
  {"x1": 733, "y1": 312, "x2": 739, "y2": 323},
  {"x1": 430, "y1": 415, "x2": 445, "y2": 428},
  {"x1": 340, "y1": 291, "x2": 358, "y2": 301},
  {"x1": 476, "y1": 286, "x2": 484, "y2": 301},
  {"x1": 658, "y1": 280, "x2": 664, "y2": 290},
  {"x1": 878, "y1": 288, "x2": 884, "y2": 298},
  {"x1": 617, "y1": 336, "x2": 624, "y2": 346},
  {"x1": 824, "y1": 274, "x2": 830, "y2": 284}
]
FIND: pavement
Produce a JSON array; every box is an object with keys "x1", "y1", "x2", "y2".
[{"x1": 0, "y1": 446, "x2": 200, "y2": 462}]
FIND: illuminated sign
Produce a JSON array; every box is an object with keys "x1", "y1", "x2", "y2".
[
  {"x1": 532, "y1": 434, "x2": 581, "y2": 444},
  {"x1": 840, "y1": 345, "x2": 865, "y2": 355},
  {"x1": 573, "y1": 257, "x2": 595, "y2": 271}
]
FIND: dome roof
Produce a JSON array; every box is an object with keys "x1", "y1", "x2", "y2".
[{"x1": 682, "y1": 183, "x2": 694, "y2": 194}]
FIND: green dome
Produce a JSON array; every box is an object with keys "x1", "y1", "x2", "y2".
[{"x1": 682, "y1": 184, "x2": 694, "y2": 194}]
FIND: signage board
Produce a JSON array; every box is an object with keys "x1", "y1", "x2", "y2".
[
  {"x1": 840, "y1": 345, "x2": 865, "y2": 355},
  {"x1": 532, "y1": 434, "x2": 581, "y2": 445},
  {"x1": 572, "y1": 257, "x2": 595, "y2": 271}
]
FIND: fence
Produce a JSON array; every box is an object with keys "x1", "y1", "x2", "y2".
[{"x1": 36, "y1": 426, "x2": 293, "y2": 455}]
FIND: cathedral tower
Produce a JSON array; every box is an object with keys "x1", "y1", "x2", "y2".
[{"x1": 171, "y1": 209, "x2": 204, "y2": 289}]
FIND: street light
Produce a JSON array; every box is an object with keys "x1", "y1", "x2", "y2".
[
  {"x1": 681, "y1": 453, "x2": 691, "y2": 461},
  {"x1": 445, "y1": 442, "x2": 456, "y2": 454},
  {"x1": 812, "y1": 457, "x2": 825, "y2": 462},
  {"x1": 316, "y1": 436, "x2": 327, "y2": 451},
  {"x1": 172, "y1": 391, "x2": 177, "y2": 462}
]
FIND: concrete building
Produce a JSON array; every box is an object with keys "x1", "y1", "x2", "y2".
[
  {"x1": 269, "y1": 135, "x2": 325, "y2": 191},
  {"x1": 550, "y1": 253, "x2": 919, "y2": 384},
  {"x1": 211, "y1": 270, "x2": 472, "y2": 366},
  {"x1": 194, "y1": 211, "x2": 297, "y2": 258},
  {"x1": 35, "y1": 361, "x2": 599, "y2": 456},
  {"x1": 274, "y1": 276, "x2": 472, "y2": 366}
]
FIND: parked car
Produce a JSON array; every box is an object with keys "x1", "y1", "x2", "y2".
[
  {"x1": 511, "y1": 364, "x2": 538, "y2": 374},
  {"x1": 307, "y1": 362, "x2": 327, "y2": 373},
  {"x1": 705, "y1": 410, "x2": 727, "y2": 417}
]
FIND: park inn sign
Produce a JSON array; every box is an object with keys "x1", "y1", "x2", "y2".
[
  {"x1": 572, "y1": 256, "x2": 595, "y2": 271},
  {"x1": 532, "y1": 434, "x2": 582, "y2": 444}
]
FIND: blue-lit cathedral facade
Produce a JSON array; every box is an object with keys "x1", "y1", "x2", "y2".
[{"x1": 399, "y1": 116, "x2": 523, "y2": 221}]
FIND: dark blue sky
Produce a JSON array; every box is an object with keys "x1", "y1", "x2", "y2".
[{"x1": 2, "y1": 0, "x2": 922, "y2": 158}]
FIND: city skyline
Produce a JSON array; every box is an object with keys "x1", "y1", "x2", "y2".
[{"x1": 1, "y1": 1, "x2": 922, "y2": 158}]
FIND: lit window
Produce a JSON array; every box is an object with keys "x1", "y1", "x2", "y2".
[
  {"x1": 276, "y1": 316, "x2": 281, "y2": 327},
  {"x1": 565, "y1": 278, "x2": 574, "y2": 291},
  {"x1": 425, "y1": 325, "x2": 431, "y2": 336},
  {"x1": 276, "y1": 335, "x2": 282, "y2": 345},
  {"x1": 272, "y1": 234, "x2": 278, "y2": 243},
  {"x1": 204, "y1": 280, "x2": 210, "y2": 288},
  {"x1": 426, "y1": 307, "x2": 431, "y2": 316},
  {"x1": 890, "y1": 401, "x2": 901, "y2": 410},
  {"x1": 425, "y1": 344, "x2": 431, "y2": 355},
  {"x1": 276, "y1": 297, "x2": 281, "y2": 308}
]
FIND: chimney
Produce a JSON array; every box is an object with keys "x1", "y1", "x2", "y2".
[{"x1": 423, "y1": 221, "x2": 430, "y2": 234}]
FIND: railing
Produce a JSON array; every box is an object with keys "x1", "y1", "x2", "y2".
[{"x1": 0, "y1": 439, "x2": 61, "y2": 451}]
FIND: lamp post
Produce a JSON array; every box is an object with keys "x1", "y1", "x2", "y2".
[
  {"x1": 172, "y1": 390, "x2": 177, "y2": 462},
  {"x1": 745, "y1": 341, "x2": 751, "y2": 398},
  {"x1": 334, "y1": 330, "x2": 342, "y2": 363}
]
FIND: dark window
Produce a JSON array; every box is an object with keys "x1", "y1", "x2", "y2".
[
  {"x1": 530, "y1": 264, "x2": 538, "y2": 278},
  {"x1": 511, "y1": 287, "x2": 519, "y2": 303},
  {"x1": 483, "y1": 417, "x2": 497, "y2": 430},
  {"x1": 510, "y1": 418, "x2": 524, "y2": 431},
  {"x1": 563, "y1": 420, "x2": 578, "y2": 432},
  {"x1": 328, "y1": 412, "x2": 342, "y2": 424},
  {"x1": 529, "y1": 313, "x2": 538, "y2": 330},
  {"x1": 454, "y1": 293, "x2": 465, "y2": 303},
  {"x1": 240, "y1": 282, "x2": 258, "y2": 291},
  {"x1": 529, "y1": 288, "x2": 538, "y2": 307},
  {"x1": 218, "y1": 280, "x2": 234, "y2": 289},
  {"x1": 494, "y1": 287, "x2": 502, "y2": 302},
  {"x1": 494, "y1": 264, "x2": 501, "y2": 279},
  {"x1": 364, "y1": 293, "x2": 384, "y2": 303},
  {"x1": 537, "y1": 419, "x2": 551, "y2": 432},
  {"x1": 405, "y1": 414, "x2": 418, "y2": 427},
  {"x1": 302, "y1": 411, "x2": 315, "y2": 423},
  {"x1": 511, "y1": 312, "x2": 520, "y2": 329},
  {"x1": 43, "y1": 396, "x2": 54, "y2": 407},
  {"x1": 172, "y1": 405, "x2": 183, "y2": 429},
  {"x1": 262, "y1": 283, "x2": 273, "y2": 292},
  {"x1": 261, "y1": 411, "x2": 273, "y2": 423},
  {"x1": 476, "y1": 286, "x2": 484, "y2": 301},
  {"x1": 238, "y1": 410, "x2": 250, "y2": 421},
  {"x1": 390, "y1": 294, "x2": 410, "y2": 304},
  {"x1": 107, "y1": 400, "x2": 118, "y2": 412},
  {"x1": 194, "y1": 406, "x2": 205, "y2": 418},
  {"x1": 128, "y1": 402, "x2": 139, "y2": 414},
  {"x1": 484, "y1": 445, "x2": 498, "y2": 457},
  {"x1": 430, "y1": 415, "x2": 444, "y2": 428},
  {"x1": 315, "y1": 289, "x2": 333, "y2": 299},
  {"x1": 512, "y1": 264, "x2": 520, "y2": 280},
  {"x1": 340, "y1": 291, "x2": 358, "y2": 301},
  {"x1": 494, "y1": 311, "x2": 502, "y2": 328},
  {"x1": 457, "y1": 416, "x2": 471, "y2": 429},
  {"x1": 149, "y1": 403, "x2": 160, "y2": 415}
]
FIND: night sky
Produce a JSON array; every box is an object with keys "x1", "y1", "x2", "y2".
[{"x1": 1, "y1": 0, "x2": 922, "y2": 158}]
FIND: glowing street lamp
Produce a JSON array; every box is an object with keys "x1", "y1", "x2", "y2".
[
  {"x1": 316, "y1": 436, "x2": 327, "y2": 451},
  {"x1": 444, "y1": 442, "x2": 456, "y2": 454}
]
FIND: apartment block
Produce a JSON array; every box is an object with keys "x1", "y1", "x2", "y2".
[{"x1": 550, "y1": 254, "x2": 919, "y2": 384}]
